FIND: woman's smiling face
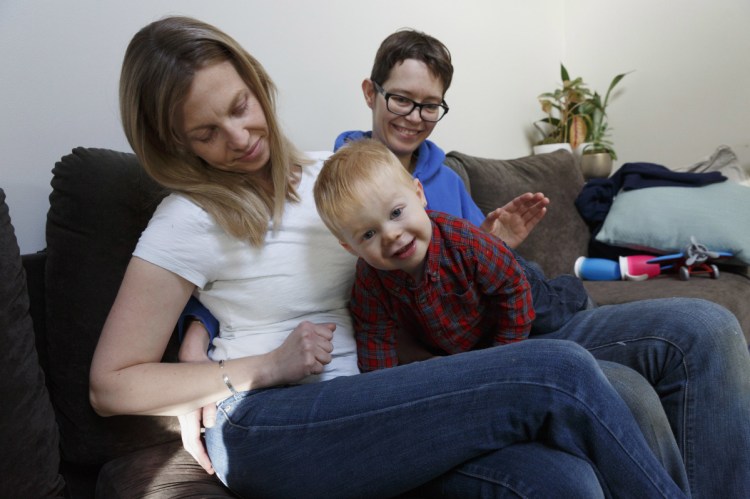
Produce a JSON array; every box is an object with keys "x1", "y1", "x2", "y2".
[
  {"x1": 365, "y1": 59, "x2": 445, "y2": 170},
  {"x1": 181, "y1": 60, "x2": 270, "y2": 174}
]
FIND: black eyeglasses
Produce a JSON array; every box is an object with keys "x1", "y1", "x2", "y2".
[{"x1": 373, "y1": 82, "x2": 449, "y2": 122}]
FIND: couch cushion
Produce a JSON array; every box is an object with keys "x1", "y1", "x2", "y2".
[
  {"x1": 0, "y1": 189, "x2": 66, "y2": 497},
  {"x1": 96, "y1": 440, "x2": 237, "y2": 498},
  {"x1": 45, "y1": 147, "x2": 181, "y2": 466},
  {"x1": 445, "y1": 150, "x2": 590, "y2": 277},
  {"x1": 584, "y1": 271, "x2": 750, "y2": 344}
]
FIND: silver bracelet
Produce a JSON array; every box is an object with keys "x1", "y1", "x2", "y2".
[{"x1": 219, "y1": 359, "x2": 239, "y2": 396}]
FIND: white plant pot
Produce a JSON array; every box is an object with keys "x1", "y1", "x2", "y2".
[{"x1": 533, "y1": 143, "x2": 572, "y2": 155}]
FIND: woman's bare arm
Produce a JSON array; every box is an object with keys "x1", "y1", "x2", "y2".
[{"x1": 90, "y1": 257, "x2": 335, "y2": 417}]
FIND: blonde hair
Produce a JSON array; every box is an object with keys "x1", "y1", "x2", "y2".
[
  {"x1": 314, "y1": 139, "x2": 414, "y2": 239},
  {"x1": 119, "y1": 16, "x2": 309, "y2": 246}
]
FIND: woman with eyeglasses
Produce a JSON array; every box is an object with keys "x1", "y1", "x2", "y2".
[{"x1": 91, "y1": 16, "x2": 691, "y2": 498}]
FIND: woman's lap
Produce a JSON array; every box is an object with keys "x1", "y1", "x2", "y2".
[{"x1": 205, "y1": 340, "x2": 684, "y2": 498}]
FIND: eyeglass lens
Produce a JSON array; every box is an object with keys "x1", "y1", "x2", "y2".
[
  {"x1": 375, "y1": 83, "x2": 447, "y2": 122},
  {"x1": 386, "y1": 95, "x2": 446, "y2": 122}
]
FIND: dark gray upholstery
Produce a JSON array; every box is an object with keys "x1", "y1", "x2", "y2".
[
  {"x1": 42, "y1": 148, "x2": 235, "y2": 497},
  {"x1": 0, "y1": 189, "x2": 65, "y2": 498},
  {"x1": 45, "y1": 148, "x2": 181, "y2": 468},
  {"x1": 445, "y1": 149, "x2": 590, "y2": 277},
  {"x1": 96, "y1": 440, "x2": 238, "y2": 498}
]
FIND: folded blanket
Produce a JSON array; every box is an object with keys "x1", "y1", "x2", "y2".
[{"x1": 575, "y1": 162, "x2": 726, "y2": 227}]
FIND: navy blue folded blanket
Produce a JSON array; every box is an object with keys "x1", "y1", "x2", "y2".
[{"x1": 575, "y1": 162, "x2": 726, "y2": 227}]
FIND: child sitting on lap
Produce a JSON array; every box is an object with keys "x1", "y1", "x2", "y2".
[{"x1": 314, "y1": 139, "x2": 535, "y2": 372}]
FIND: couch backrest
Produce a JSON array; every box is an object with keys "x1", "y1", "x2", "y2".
[
  {"x1": 444, "y1": 149, "x2": 590, "y2": 277},
  {"x1": 44, "y1": 148, "x2": 181, "y2": 466}
]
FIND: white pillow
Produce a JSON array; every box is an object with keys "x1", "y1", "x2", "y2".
[{"x1": 595, "y1": 182, "x2": 750, "y2": 265}]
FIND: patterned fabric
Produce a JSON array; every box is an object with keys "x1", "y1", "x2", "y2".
[{"x1": 351, "y1": 211, "x2": 534, "y2": 372}]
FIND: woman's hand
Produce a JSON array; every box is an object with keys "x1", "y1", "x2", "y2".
[
  {"x1": 266, "y1": 321, "x2": 336, "y2": 386},
  {"x1": 178, "y1": 320, "x2": 216, "y2": 474},
  {"x1": 178, "y1": 408, "x2": 216, "y2": 475},
  {"x1": 174, "y1": 320, "x2": 334, "y2": 473},
  {"x1": 176, "y1": 320, "x2": 335, "y2": 472},
  {"x1": 480, "y1": 192, "x2": 549, "y2": 249}
]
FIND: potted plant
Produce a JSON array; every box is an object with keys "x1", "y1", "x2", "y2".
[
  {"x1": 533, "y1": 64, "x2": 592, "y2": 155},
  {"x1": 533, "y1": 64, "x2": 630, "y2": 179},
  {"x1": 578, "y1": 71, "x2": 629, "y2": 179}
]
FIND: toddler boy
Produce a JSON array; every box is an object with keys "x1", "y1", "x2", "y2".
[{"x1": 314, "y1": 139, "x2": 535, "y2": 372}]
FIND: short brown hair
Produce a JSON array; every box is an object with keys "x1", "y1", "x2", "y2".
[
  {"x1": 369, "y1": 29, "x2": 453, "y2": 93},
  {"x1": 314, "y1": 139, "x2": 414, "y2": 239}
]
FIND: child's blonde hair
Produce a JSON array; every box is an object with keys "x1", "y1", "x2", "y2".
[{"x1": 314, "y1": 139, "x2": 414, "y2": 239}]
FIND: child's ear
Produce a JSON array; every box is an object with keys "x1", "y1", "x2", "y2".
[
  {"x1": 339, "y1": 240, "x2": 359, "y2": 257},
  {"x1": 414, "y1": 178, "x2": 428, "y2": 207}
]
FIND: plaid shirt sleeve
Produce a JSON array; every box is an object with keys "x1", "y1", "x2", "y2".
[
  {"x1": 472, "y1": 229, "x2": 535, "y2": 344},
  {"x1": 349, "y1": 260, "x2": 400, "y2": 372}
]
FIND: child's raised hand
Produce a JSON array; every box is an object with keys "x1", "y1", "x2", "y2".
[{"x1": 480, "y1": 192, "x2": 549, "y2": 249}]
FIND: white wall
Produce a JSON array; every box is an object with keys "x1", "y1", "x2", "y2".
[
  {"x1": 2, "y1": 0, "x2": 748, "y2": 254},
  {"x1": 564, "y1": 0, "x2": 750, "y2": 168}
]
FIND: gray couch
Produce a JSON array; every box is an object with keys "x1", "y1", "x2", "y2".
[
  {"x1": 2, "y1": 147, "x2": 748, "y2": 498},
  {"x1": 444, "y1": 149, "x2": 750, "y2": 343}
]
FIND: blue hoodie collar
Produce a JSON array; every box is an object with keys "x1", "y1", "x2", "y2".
[{"x1": 333, "y1": 130, "x2": 446, "y2": 183}]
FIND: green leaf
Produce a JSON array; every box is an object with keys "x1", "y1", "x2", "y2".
[
  {"x1": 561, "y1": 63, "x2": 570, "y2": 82},
  {"x1": 603, "y1": 72, "x2": 630, "y2": 107}
]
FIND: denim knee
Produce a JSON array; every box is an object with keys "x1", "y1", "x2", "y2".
[{"x1": 663, "y1": 298, "x2": 744, "y2": 353}]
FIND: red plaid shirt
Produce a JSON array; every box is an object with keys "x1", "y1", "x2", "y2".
[{"x1": 351, "y1": 211, "x2": 535, "y2": 372}]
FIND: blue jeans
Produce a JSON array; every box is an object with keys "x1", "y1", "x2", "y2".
[
  {"x1": 597, "y1": 360, "x2": 688, "y2": 492},
  {"x1": 515, "y1": 256, "x2": 590, "y2": 334},
  {"x1": 533, "y1": 298, "x2": 750, "y2": 498},
  {"x1": 205, "y1": 340, "x2": 685, "y2": 498}
]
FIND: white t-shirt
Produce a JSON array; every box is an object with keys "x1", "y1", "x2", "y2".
[{"x1": 133, "y1": 151, "x2": 359, "y2": 382}]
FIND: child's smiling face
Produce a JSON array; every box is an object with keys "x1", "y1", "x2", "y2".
[{"x1": 338, "y1": 170, "x2": 432, "y2": 281}]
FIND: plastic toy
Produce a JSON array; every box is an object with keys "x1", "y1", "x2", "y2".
[
  {"x1": 646, "y1": 237, "x2": 733, "y2": 281},
  {"x1": 574, "y1": 255, "x2": 661, "y2": 281}
]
